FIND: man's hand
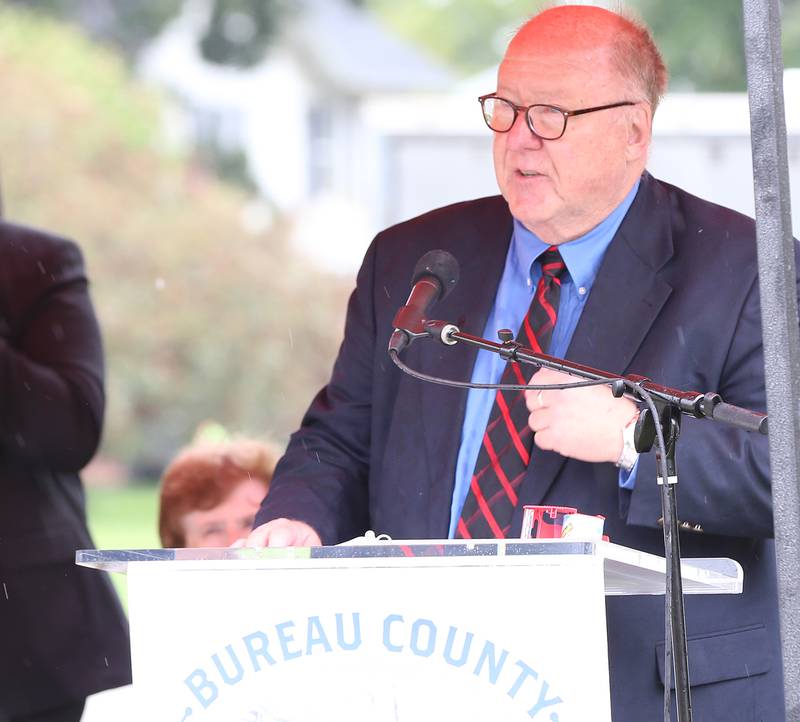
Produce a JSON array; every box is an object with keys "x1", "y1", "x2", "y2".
[
  {"x1": 524, "y1": 368, "x2": 638, "y2": 464},
  {"x1": 241, "y1": 518, "x2": 322, "y2": 548}
]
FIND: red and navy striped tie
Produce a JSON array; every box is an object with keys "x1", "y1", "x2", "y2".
[{"x1": 457, "y1": 247, "x2": 566, "y2": 539}]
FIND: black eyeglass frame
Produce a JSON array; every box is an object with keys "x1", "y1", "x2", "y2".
[{"x1": 478, "y1": 93, "x2": 637, "y2": 140}]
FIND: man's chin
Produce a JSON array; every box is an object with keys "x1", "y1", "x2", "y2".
[{"x1": 508, "y1": 201, "x2": 557, "y2": 234}]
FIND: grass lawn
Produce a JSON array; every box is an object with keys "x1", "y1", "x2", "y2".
[{"x1": 85, "y1": 484, "x2": 161, "y2": 611}]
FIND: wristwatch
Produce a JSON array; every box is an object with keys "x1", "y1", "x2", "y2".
[{"x1": 615, "y1": 411, "x2": 640, "y2": 472}]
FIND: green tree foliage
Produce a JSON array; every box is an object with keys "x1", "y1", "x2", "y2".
[
  {"x1": 0, "y1": 0, "x2": 356, "y2": 68},
  {"x1": 635, "y1": 0, "x2": 800, "y2": 90},
  {"x1": 0, "y1": 6, "x2": 350, "y2": 473},
  {"x1": 199, "y1": 0, "x2": 291, "y2": 67},
  {"x1": 8, "y1": 0, "x2": 800, "y2": 89},
  {"x1": 366, "y1": 0, "x2": 541, "y2": 77},
  {"x1": 1, "y1": 0, "x2": 183, "y2": 59},
  {"x1": 364, "y1": 0, "x2": 800, "y2": 91},
  {"x1": 0, "y1": 0, "x2": 290, "y2": 68}
]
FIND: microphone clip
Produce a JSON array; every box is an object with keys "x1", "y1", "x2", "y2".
[
  {"x1": 388, "y1": 319, "x2": 460, "y2": 355},
  {"x1": 422, "y1": 320, "x2": 460, "y2": 346}
]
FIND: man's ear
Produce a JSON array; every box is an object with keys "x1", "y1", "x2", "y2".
[{"x1": 625, "y1": 103, "x2": 653, "y2": 162}]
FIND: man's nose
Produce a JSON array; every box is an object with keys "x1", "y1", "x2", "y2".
[{"x1": 506, "y1": 112, "x2": 545, "y2": 150}]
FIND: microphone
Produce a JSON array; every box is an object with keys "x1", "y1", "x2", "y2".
[{"x1": 389, "y1": 250, "x2": 460, "y2": 354}]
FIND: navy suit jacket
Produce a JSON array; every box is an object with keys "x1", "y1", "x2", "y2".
[{"x1": 256, "y1": 173, "x2": 790, "y2": 720}]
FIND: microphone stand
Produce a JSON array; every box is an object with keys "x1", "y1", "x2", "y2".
[{"x1": 392, "y1": 319, "x2": 767, "y2": 722}]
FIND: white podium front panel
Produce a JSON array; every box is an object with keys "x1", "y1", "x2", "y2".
[
  {"x1": 77, "y1": 540, "x2": 743, "y2": 722},
  {"x1": 128, "y1": 554, "x2": 607, "y2": 722}
]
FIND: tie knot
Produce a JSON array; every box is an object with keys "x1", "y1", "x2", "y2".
[{"x1": 539, "y1": 246, "x2": 565, "y2": 280}]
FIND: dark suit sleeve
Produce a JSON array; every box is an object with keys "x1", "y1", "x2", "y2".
[
  {"x1": 628, "y1": 274, "x2": 780, "y2": 539},
  {"x1": 0, "y1": 237, "x2": 104, "y2": 471},
  {"x1": 253, "y1": 240, "x2": 379, "y2": 544}
]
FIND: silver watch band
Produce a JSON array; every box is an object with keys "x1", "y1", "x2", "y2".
[{"x1": 615, "y1": 412, "x2": 640, "y2": 472}]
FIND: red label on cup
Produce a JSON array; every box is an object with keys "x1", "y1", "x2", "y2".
[{"x1": 521, "y1": 505, "x2": 578, "y2": 539}]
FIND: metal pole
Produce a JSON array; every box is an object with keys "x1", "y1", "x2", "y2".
[{"x1": 742, "y1": 0, "x2": 800, "y2": 718}]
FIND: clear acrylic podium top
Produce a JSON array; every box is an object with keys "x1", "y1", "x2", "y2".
[{"x1": 76, "y1": 538, "x2": 742, "y2": 596}]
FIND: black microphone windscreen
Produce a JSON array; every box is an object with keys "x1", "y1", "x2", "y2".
[{"x1": 411, "y1": 250, "x2": 460, "y2": 301}]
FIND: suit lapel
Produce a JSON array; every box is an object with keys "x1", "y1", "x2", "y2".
[
  {"x1": 518, "y1": 173, "x2": 676, "y2": 509},
  {"x1": 416, "y1": 198, "x2": 514, "y2": 534}
]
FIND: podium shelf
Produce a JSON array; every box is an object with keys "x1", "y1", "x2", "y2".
[{"x1": 76, "y1": 538, "x2": 741, "y2": 596}]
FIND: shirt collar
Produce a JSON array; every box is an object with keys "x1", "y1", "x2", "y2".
[{"x1": 510, "y1": 178, "x2": 641, "y2": 291}]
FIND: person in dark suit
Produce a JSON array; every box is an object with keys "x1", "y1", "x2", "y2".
[
  {"x1": 248, "y1": 5, "x2": 790, "y2": 719},
  {"x1": 0, "y1": 220, "x2": 131, "y2": 721}
]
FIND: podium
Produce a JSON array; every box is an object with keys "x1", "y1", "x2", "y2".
[{"x1": 77, "y1": 539, "x2": 742, "y2": 722}]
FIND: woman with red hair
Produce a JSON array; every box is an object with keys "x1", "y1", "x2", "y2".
[{"x1": 159, "y1": 438, "x2": 279, "y2": 548}]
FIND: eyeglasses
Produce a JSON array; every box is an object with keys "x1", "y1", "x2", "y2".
[{"x1": 479, "y1": 94, "x2": 636, "y2": 140}]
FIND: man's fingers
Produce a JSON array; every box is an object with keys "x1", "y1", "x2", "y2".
[
  {"x1": 532, "y1": 428, "x2": 557, "y2": 453},
  {"x1": 244, "y1": 519, "x2": 322, "y2": 548},
  {"x1": 525, "y1": 388, "x2": 546, "y2": 412},
  {"x1": 528, "y1": 409, "x2": 549, "y2": 433},
  {"x1": 267, "y1": 523, "x2": 300, "y2": 548},
  {"x1": 298, "y1": 526, "x2": 323, "y2": 547},
  {"x1": 244, "y1": 521, "x2": 274, "y2": 548}
]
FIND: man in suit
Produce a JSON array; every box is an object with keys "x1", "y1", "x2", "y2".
[
  {"x1": 0, "y1": 220, "x2": 131, "y2": 721},
  {"x1": 249, "y1": 6, "x2": 790, "y2": 719}
]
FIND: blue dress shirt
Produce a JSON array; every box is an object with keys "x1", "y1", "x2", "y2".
[{"x1": 448, "y1": 180, "x2": 641, "y2": 537}]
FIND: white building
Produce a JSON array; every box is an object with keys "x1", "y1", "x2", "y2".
[{"x1": 139, "y1": 0, "x2": 452, "y2": 272}]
